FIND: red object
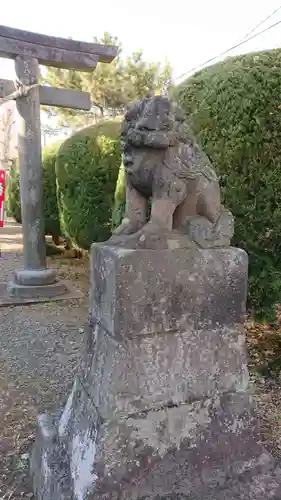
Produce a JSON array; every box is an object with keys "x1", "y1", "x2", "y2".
[{"x1": 0, "y1": 169, "x2": 6, "y2": 228}]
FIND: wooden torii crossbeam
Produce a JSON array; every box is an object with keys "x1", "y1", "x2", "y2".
[{"x1": 0, "y1": 25, "x2": 117, "y2": 304}]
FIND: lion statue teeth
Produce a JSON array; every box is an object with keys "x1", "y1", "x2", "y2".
[{"x1": 108, "y1": 95, "x2": 234, "y2": 250}]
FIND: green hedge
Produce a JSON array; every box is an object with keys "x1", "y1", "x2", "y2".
[
  {"x1": 42, "y1": 141, "x2": 62, "y2": 239},
  {"x1": 5, "y1": 140, "x2": 62, "y2": 239},
  {"x1": 56, "y1": 120, "x2": 122, "y2": 250},
  {"x1": 175, "y1": 49, "x2": 281, "y2": 322},
  {"x1": 6, "y1": 160, "x2": 21, "y2": 223}
]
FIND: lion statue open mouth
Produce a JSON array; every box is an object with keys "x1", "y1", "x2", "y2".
[{"x1": 108, "y1": 95, "x2": 234, "y2": 250}]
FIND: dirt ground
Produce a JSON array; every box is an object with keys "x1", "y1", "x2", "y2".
[
  {"x1": 0, "y1": 220, "x2": 281, "y2": 499},
  {"x1": 0, "y1": 220, "x2": 89, "y2": 499}
]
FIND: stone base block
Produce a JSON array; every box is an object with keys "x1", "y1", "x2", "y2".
[
  {"x1": 31, "y1": 244, "x2": 281, "y2": 499},
  {"x1": 7, "y1": 278, "x2": 67, "y2": 298},
  {"x1": 13, "y1": 267, "x2": 57, "y2": 286},
  {"x1": 31, "y1": 390, "x2": 281, "y2": 500},
  {"x1": 82, "y1": 322, "x2": 249, "y2": 419},
  {"x1": 31, "y1": 413, "x2": 63, "y2": 500},
  {"x1": 0, "y1": 280, "x2": 83, "y2": 306},
  {"x1": 82, "y1": 245, "x2": 250, "y2": 418}
]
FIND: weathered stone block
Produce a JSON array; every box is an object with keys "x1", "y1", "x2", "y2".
[
  {"x1": 31, "y1": 245, "x2": 281, "y2": 500},
  {"x1": 84, "y1": 245, "x2": 249, "y2": 417},
  {"x1": 84, "y1": 392, "x2": 281, "y2": 499},
  {"x1": 90, "y1": 246, "x2": 248, "y2": 337},
  {"x1": 82, "y1": 322, "x2": 249, "y2": 418},
  {"x1": 32, "y1": 387, "x2": 281, "y2": 500}
]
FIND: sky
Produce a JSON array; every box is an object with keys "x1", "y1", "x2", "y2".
[
  {"x1": 1, "y1": 0, "x2": 281, "y2": 83},
  {"x1": 1, "y1": 0, "x2": 281, "y2": 140}
]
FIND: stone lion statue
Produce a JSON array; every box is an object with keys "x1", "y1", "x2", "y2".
[{"x1": 108, "y1": 95, "x2": 234, "y2": 249}]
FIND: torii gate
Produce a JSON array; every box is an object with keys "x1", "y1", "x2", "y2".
[{"x1": 0, "y1": 25, "x2": 117, "y2": 304}]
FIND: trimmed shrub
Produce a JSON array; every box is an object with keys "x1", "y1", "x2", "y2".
[
  {"x1": 175, "y1": 49, "x2": 281, "y2": 322},
  {"x1": 6, "y1": 160, "x2": 21, "y2": 223},
  {"x1": 56, "y1": 120, "x2": 122, "y2": 250},
  {"x1": 5, "y1": 140, "x2": 62, "y2": 239},
  {"x1": 42, "y1": 141, "x2": 62, "y2": 239}
]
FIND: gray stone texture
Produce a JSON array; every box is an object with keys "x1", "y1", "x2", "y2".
[
  {"x1": 6, "y1": 56, "x2": 60, "y2": 300},
  {"x1": 15, "y1": 56, "x2": 47, "y2": 276},
  {"x1": 31, "y1": 244, "x2": 281, "y2": 499},
  {"x1": 5, "y1": 47, "x2": 108, "y2": 301},
  {"x1": 0, "y1": 280, "x2": 82, "y2": 305},
  {"x1": 6, "y1": 277, "x2": 67, "y2": 298},
  {"x1": 110, "y1": 96, "x2": 234, "y2": 249}
]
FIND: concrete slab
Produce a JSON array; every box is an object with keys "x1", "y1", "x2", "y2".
[{"x1": 0, "y1": 280, "x2": 83, "y2": 307}]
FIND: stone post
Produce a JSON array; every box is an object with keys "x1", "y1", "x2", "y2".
[
  {"x1": 7, "y1": 56, "x2": 65, "y2": 298},
  {"x1": 31, "y1": 245, "x2": 281, "y2": 500}
]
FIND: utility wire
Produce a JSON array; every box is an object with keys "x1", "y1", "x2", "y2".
[
  {"x1": 174, "y1": 17, "x2": 281, "y2": 82},
  {"x1": 241, "y1": 5, "x2": 281, "y2": 40}
]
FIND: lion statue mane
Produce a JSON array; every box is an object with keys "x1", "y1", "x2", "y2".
[{"x1": 108, "y1": 95, "x2": 234, "y2": 250}]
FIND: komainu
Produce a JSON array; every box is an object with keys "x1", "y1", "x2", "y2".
[{"x1": 109, "y1": 96, "x2": 234, "y2": 249}]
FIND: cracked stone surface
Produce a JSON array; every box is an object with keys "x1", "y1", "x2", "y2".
[{"x1": 31, "y1": 244, "x2": 281, "y2": 499}]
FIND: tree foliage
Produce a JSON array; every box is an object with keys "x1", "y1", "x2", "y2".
[{"x1": 43, "y1": 33, "x2": 173, "y2": 126}]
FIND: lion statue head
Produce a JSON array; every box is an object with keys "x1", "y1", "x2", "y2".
[{"x1": 121, "y1": 96, "x2": 218, "y2": 183}]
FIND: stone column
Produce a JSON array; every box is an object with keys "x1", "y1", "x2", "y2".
[
  {"x1": 7, "y1": 56, "x2": 65, "y2": 298},
  {"x1": 31, "y1": 245, "x2": 281, "y2": 499}
]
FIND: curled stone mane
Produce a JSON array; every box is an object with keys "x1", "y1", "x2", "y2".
[
  {"x1": 109, "y1": 95, "x2": 234, "y2": 250},
  {"x1": 121, "y1": 96, "x2": 217, "y2": 182},
  {"x1": 121, "y1": 96, "x2": 191, "y2": 148}
]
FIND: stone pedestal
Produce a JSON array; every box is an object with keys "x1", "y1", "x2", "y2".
[{"x1": 31, "y1": 245, "x2": 281, "y2": 499}]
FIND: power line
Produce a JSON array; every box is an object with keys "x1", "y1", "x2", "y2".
[
  {"x1": 174, "y1": 17, "x2": 281, "y2": 82},
  {"x1": 241, "y1": 5, "x2": 281, "y2": 40}
]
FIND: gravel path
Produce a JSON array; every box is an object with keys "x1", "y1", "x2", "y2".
[{"x1": 0, "y1": 220, "x2": 89, "y2": 499}]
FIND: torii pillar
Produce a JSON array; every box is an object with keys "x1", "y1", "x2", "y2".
[{"x1": 0, "y1": 25, "x2": 117, "y2": 304}]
